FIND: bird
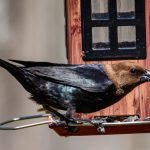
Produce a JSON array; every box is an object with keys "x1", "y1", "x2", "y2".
[{"x1": 0, "y1": 59, "x2": 150, "y2": 123}]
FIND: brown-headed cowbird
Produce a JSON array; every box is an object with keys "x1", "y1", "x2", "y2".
[{"x1": 0, "y1": 59, "x2": 150, "y2": 122}]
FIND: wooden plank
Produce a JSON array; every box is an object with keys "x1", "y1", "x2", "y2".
[
  {"x1": 66, "y1": 0, "x2": 150, "y2": 119},
  {"x1": 66, "y1": 0, "x2": 84, "y2": 64}
]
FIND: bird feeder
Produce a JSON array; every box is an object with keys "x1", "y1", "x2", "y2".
[
  {"x1": 50, "y1": 0, "x2": 150, "y2": 136},
  {"x1": 0, "y1": 0, "x2": 150, "y2": 136}
]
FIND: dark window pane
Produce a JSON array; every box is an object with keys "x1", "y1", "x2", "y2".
[
  {"x1": 118, "y1": 26, "x2": 136, "y2": 50},
  {"x1": 91, "y1": 0, "x2": 109, "y2": 20},
  {"x1": 117, "y1": 0, "x2": 135, "y2": 19},
  {"x1": 92, "y1": 27, "x2": 110, "y2": 50}
]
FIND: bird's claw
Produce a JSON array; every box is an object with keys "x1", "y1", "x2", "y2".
[
  {"x1": 90, "y1": 118, "x2": 106, "y2": 134},
  {"x1": 97, "y1": 125, "x2": 105, "y2": 134},
  {"x1": 67, "y1": 118, "x2": 77, "y2": 124},
  {"x1": 63, "y1": 118, "x2": 79, "y2": 133},
  {"x1": 49, "y1": 122, "x2": 58, "y2": 128}
]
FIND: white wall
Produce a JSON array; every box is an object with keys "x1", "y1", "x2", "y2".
[{"x1": 0, "y1": 0, "x2": 150, "y2": 150}]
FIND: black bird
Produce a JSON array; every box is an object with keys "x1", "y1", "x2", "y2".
[{"x1": 0, "y1": 59, "x2": 150, "y2": 122}]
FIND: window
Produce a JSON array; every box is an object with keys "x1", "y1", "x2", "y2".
[{"x1": 81, "y1": 0, "x2": 146, "y2": 60}]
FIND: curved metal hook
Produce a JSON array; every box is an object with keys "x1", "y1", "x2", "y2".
[{"x1": 0, "y1": 114, "x2": 51, "y2": 130}]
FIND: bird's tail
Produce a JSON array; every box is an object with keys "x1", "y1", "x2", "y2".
[{"x1": 0, "y1": 59, "x2": 26, "y2": 85}]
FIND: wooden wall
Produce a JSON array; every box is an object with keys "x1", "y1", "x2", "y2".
[{"x1": 66, "y1": 0, "x2": 150, "y2": 119}]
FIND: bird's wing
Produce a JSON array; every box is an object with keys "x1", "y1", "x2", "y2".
[{"x1": 25, "y1": 64, "x2": 112, "y2": 93}]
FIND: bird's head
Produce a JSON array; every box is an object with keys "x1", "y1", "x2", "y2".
[{"x1": 105, "y1": 62, "x2": 150, "y2": 95}]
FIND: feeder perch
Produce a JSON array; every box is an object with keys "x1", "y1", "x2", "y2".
[
  {"x1": 0, "y1": 114, "x2": 150, "y2": 136},
  {"x1": 49, "y1": 115, "x2": 150, "y2": 136}
]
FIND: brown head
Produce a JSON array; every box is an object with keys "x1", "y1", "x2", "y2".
[{"x1": 105, "y1": 62, "x2": 150, "y2": 95}]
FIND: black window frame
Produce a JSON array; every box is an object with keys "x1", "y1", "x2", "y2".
[{"x1": 81, "y1": 0, "x2": 146, "y2": 61}]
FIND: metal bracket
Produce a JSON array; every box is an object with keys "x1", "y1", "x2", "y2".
[{"x1": 0, "y1": 114, "x2": 51, "y2": 130}]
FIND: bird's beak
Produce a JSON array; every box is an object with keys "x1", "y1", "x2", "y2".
[{"x1": 140, "y1": 70, "x2": 150, "y2": 82}]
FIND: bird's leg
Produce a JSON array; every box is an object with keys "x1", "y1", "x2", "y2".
[
  {"x1": 65, "y1": 105, "x2": 76, "y2": 119},
  {"x1": 64, "y1": 105, "x2": 79, "y2": 132},
  {"x1": 44, "y1": 105, "x2": 77, "y2": 132},
  {"x1": 43, "y1": 105, "x2": 71, "y2": 123},
  {"x1": 65, "y1": 104, "x2": 83, "y2": 124}
]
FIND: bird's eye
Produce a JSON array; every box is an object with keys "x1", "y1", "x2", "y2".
[{"x1": 130, "y1": 68, "x2": 138, "y2": 75}]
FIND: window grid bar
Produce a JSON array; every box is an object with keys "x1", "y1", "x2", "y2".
[
  {"x1": 108, "y1": 0, "x2": 118, "y2": 51},
  {"x1": 81, "y1": 0, "x2": 93, "y2": 53}
]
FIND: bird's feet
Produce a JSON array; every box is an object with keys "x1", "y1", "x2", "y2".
[
  {"x1": 96, "y1": 124, "x2": 105, "y2": 134},
  {"x1": 64, "y1": 118, "x2": 79, "y2": 133},
  {"x1": 48, "y1": 115, "x2": 79, "y2": 133},
  {"x1": 90, "y1": 117, "x2": 107, "y2": 134}
]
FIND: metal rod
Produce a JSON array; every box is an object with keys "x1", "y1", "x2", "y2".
[
  {"x1": 0, "y1": 114, "x2": 51, "y2": 130},
  {"x1": 0, "y1": 121, "x2": 50, "y2": 130}
]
